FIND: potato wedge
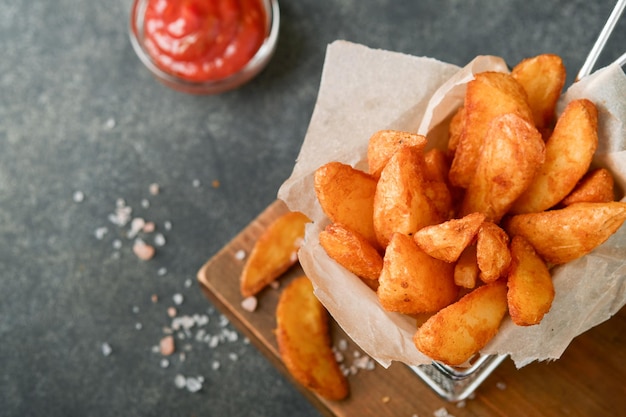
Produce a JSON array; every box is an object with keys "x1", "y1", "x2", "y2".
[
  {"x1": 319, "y1": 223, "x2": 382, "y2": 289},
  {"x1": 454, "y1": 244, "x2": 479, "y2": 289},
  {"x1": 460, "y1": 113, "x2": 545, "y2": 222},
  {"x1": 449, "y1": 71, "x2": 533, "y2": 188},
  {"x1": 476, "y1": 222, "x2": 511, "y2": 283},
  {"x1": 276, "y1": 276, "x2": 349, "y2": 400},
  {"x1": 511, "y1": 99, "x2": 599, "y2": 214},
  {"x1": 373, "y1": 146, "x2": 444, "y2": 248},
  {"x1": 367, "y1": 130, "x2": 427, "y2": 178},
  {"x1": 378, "y1": 233, "x2": 458, "y2": 314},
  {"x1": 447, "y1": 106, "x2": 465, "y2": 156},
  {"x1": 561, "y1": 168, "x2": 615, "y2": 206},
  {"x1": 413, "y1": 279, "x2": 508, "y2": 366},
  {"x1": 314, "y1": 161, "x2": 379, "y2": 248},
  {"x1": 511, "y1": 54, "x2": 566, "y2": 130},
  {"x1": 505, "y1": 202, "x2": 626, "y2": 264},
  {"x1": 507, "y1": 235, "x2": 555, "y2": 326},
  {"x1": 240, "y1": 211, "x2": 310, "y2": 297},
  {"x1": 414, "y1": 212, "x2": 485, "y2": 263}
]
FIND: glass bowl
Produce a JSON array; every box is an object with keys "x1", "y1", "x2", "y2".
[{"x1": 129, "y1": 0, "x2": 280, "y2": 94}]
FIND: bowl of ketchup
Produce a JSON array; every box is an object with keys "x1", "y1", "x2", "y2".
[{"x1": 130, "y1": 0, "x2": 279, "y2": 94}]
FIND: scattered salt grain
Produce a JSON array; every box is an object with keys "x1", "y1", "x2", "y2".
[
  {"x1": 241, "y1": 296, "x2": 257, "y2": 312},
  {"x1": 184, "y1": 279, "x2": 192, "y2": 288},
  {"x1": 192, "y1": 179, "x2": 201, "y2": 188},
  {"x1": 179, "y1": 352, "x2": 186, "y2": 362},
  {"x1": 149, "y1": 183, "x2": 160, "y2": 195},
  {"x1": 72, "y1": 191, "x2": 85, "y2": 203},
  {"x1": 496, "y1": 381, "x2": 507, "y2": 390},
  {"x1": 211, "y1": 360, "x2": 220, "y2": 370},
  {"x1": 127, "y1": 217, "x2": 146, "y2": 238},
  {"x1": 151, "y1": 294, "x2": 158, "y2": 303},
  {"x1": 143, "y1": 221, "x2": 155, "y2": 233},
  {"x1": 141, "y1": 198, "x2": 150, "y2": 209},
  {"x1": 157, "y1": 267, "x2": 167, "y2": 276},
  {"x1": 160, "y1": 335, "x2": 175, "y2": 356},
  {"x1": 112, "y1": 239, "x2": 122, "y2": 250},
  {"x1": 135, "y1": 323, "x2": 143, "y2": 330},
  {"x1": 337, "y1": 339, "x2": 348, "y2": 351},
  {"x1": 101, "y1": 342, "x2": 112, "y2": 357},
  {"x1": 433, "y1": 407, "x2": 453, "y2": 417},
  {"x1": 167, "y1": 307, "x2": 177, "y2": 318},
  {"x1": 456, "y1": 400, "x2": 466, "y2": 408},
  {"x1": 164, "y1": 221, "x2": 172, "y2": 231},
  {"x1": 133, "y1": 239, "x2": 155, "y2": 260},
  {"x1": 174, "y1": 374, "x2": 187, "y2": 389},
  {"x1": 154, "y1": 233, "x2": 166, "y2": 247},
  {"x1": 234, "y1": 249, "x2": 246, "y2": 261},
  {"x1": 104, "y1": 117, "x2": 116, "y2": 130},
  {"x1": 228, "y1": 352, "x2": 238, "y2": 362},
  {"x1": 186, "y1": 376, "x2": 203, "y2": 393},
  {"x1": 160, "y1": 358, "x2": 170, "y2": 368},
  {"x1": 94, "y1": 227, "x2": 108, "y2": 240},
  {"x1": 132, "y1": 306, "x2": 140, "y2": 314},
  {"x1": 172, "y1": 293, "x2": 184, "y2": 305}
]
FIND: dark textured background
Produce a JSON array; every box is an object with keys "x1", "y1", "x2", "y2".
[{"x1": 1, "y1": 0, "x2": 624, "y2": 416}]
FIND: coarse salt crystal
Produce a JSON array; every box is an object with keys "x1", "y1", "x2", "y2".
[
  {"x1": 241, "y1": 296, "x2": 257, "y2": 312},
  {"x1": 135, "y1": 322, "x2": 143, "y2": 330},
  {"x1": 94, "y1": 227, "x2": 108, "y2": 240},
  {"x1": 167, "y1": 307, "x2": 177, "y2": 318},
  {"x1": 337, "y1": 339, "x2": 348, "y2": 351},
  {"x1": 112, "y1": 239, "x2": 122, "y2": 250},
  {"x1": 160, "y1": 358, "x2": 170, "y2": 368},
  {"x1": 192, "y1": 179, "x2": 201, "y2": 188},
  {"x1": 143, "y1": 221, "x2": 155, "y2": 233},
  {"x1": 433, "y1": 408, "x2": 452, "y2": 417},
  {"x1": 174, "y1": 374, "x2": 186, "y2": 389},
  {"x1": 73, "y1": 191, "x2": 85, "y2": 203},
  {"x1": 157, "y1": 267, "x2": 167, "y2": 276},
  {"x1": 154, "y1": 233, "x2": 166, "y2": 247},
  {"x1": 164, "y1": 221, "x2": 172, "y2": 231},
  {"x1": 186, "y1": 377, "x2": 203, "y2": 393},
  {"x1": 141, "y1": 198, "x2": 150, "y2": 209},
  {"x1": 211, "y1": 360, "x2": 220, "y2": 370},
  {"x1": 133, "y1": 239, "x2": 155, "y2": 260},
  {"x1": 228, "y1": 352, "x2": 238, "y2": 361},
  {"x1": 101, "y1": 342, "x2": 112, "y2": 356},
  {"x1": 172, "y1": 293, "x2": 184, "y2": 305},
  {"x1": 234, "y1": 249, "x2": 246, "y2": 261},
  {"x1": 127, "y1": 217, "x2": 146, "y2": 239},
  {"x1": 104, "y1": 117, "x2": 116, "y2": 129},
  {"x1": 184, "y1": 279, "x2": 192, "y2": 288}
]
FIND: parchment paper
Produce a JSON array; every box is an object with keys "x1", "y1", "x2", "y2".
[{"x1": 278, "y1": 40, "x2": 626, "y2": 368}]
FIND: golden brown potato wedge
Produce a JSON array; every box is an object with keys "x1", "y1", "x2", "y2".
[
  {"x1": 413, "y1": 279, "x2": 508, "y2": 366},
  {"x1": 511, "y1": 54, "x2": 566, "y2": 130},
  {"x1": 511, "y1": 99, "x2": 599, "y2": 214},
  {"x1": 319, "y1": 223, "x2": 382, "y2": 289},
  {"x1": 276, "y1": 276, "x2": 349, "y2": 401},
  {"x1": 378, "y1": 233, "x2": 458, "y2": 314},
  {"x1": 423, "y1": 148, "x2": 451, "y2": 184},
  {"x1": 507, "y1": 235, "x2": 555, "y2": 326},
  {"x1": 413, "y1": 212, "x2": 485, "y2": 263},
  {"x1": 561, "y1": 168, "x2": 615, "y2": 206},
  {"x1": 314, "y1": 161, "x2": 379, "y2": 248},
  {"x1": 454, "y1": 244, "x2": 479, "y2": 289},
  {"x1": 240, "y1": 211, "x2": 310, "y2": 297},
  {"x1": 367, "y1": 130, "x2": 427, "y2": 178},
  {"x1": 447, "y1": 106, "x2": 465, "y2": 156},
  {"x1": 476, "y1": 222, "x2": 511, "y2": 283},
  {"x1": 373, "y1": 146, "x2": 444, "y2": 248},
  {"x1": 459, "y1": 113, "x2": 545, "y2": 222},
  {"x1": 505, "y1": 202, "x2": 626, "y2": 264},
  {"x1": 449, "y1": 71, "x2": 533, "y2": 188}
]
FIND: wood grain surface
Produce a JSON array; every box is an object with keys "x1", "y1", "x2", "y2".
[{"x1": 197, "y1": 200, "x2": 626, "y2": 417}]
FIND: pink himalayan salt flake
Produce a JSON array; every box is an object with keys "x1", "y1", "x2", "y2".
[
  {"x1": 151, "y1": 294, "x2": 159, "y2": 303},
  {"x1": 133, "y1": 239, "x2": 155, "y2": 260},
  {"x1": 167, "y1": 307, "x2": 177, "y2": 318},
  {"x1": 241, "y1": 296, "x2": 257, "y2": 312},
  {"x1": 143, "y1": 221, "x2": 156, "y2": 233},
  {"x1": 149, "y1": 183, "x2": 160, "y2": 195},
  {"x1": 160, "y1": 335, "x2": 175, "y2": 356}
]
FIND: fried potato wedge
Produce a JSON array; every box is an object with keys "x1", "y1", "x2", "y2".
[
  {"x1": 476, "y1": 222, "x2": 511, "y2": 283},
  {"x1": 314, "y1": 161, "x2": 379, "y2": 248},
  {"x1": 414, "y1": 212, "x2": 485, "y2": 263},
  {"x1": 276, "y1": 276, "x2": 349, "y2": 401},
  {"x1": 511, "y1": 54, "x2": 566, "y2": 130},
  {"x1": 414, "y1": 279, "x2": 508, "y2": 366},
  {"x1": 423, "y1": 148, "x2": 451, "y2": 184},
  {"x1": 561, "y1": 168, "x2": 615, "y2": 206},
  {"x1": 454, "y1": 244, "x2": 479, "y2": 289},
  {"x1": 505, "y1": 202, "x2": 626, "y2": 264},
  {"x1": 373, "y1": 146, "x2": 444, "y2": 248},
  {"x1": 378, "y1": 233, "x2": 458, "y2": 314},
  {"x1": 447, "y1": 106, "x2": 465, "y2": 156},
  {"x1": 511, "y1": 99, "x2": 599, "y2": 214},
  {"x1": 240, "y1": 211, "x2": 310, "y2": 297},
  {"x1": 449, "y1": 71, "x2": 533, "y2": 188},
  {"x1": 367, "y1": 130, "x2": 427, "y2": 178},
  {"x1": 507, "y1": 235, "x2": 555, "y2": 326},
  {"x1": 460, "y1": 113, "x2": 545, "y2": 222},
  {"x1": 319, "y1": 223, "x2": 382, "y2": 289}
]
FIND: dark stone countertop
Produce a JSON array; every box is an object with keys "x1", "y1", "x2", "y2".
[{"x1": 1, "y1": 0, "x2": 624, "y2": 416}]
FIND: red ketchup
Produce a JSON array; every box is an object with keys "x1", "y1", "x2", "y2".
[{"x1": 143, "y1": 0, "x2": 267, "y2": 82}]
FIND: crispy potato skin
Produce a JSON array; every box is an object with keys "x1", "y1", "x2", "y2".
[
  {"x1": 373, "y1": 146, "x2": 444, "y2": 248},
  {"x1": 511, "y1": 54, "x2": 566, "y2": 130},
  {"x1": 505, "y1": 202, "x2": 626, "y2": 264},
  {"x1": 476, "y1": 222, "x2": 512, "y2": 283},
  {"x1": 454, "y1": 244, "x2": 479, "y2": 289},
  {"x1": 314, "y1": 161, "x2": 379, "y2": 248},
  {"x1": 378, "y1": 233, "x2": 458, "y2": 314},
  {"x1": 276, "y1": 276, "x2": 349, "y2": 401},
  {"x1": 414, "y1": 212, "x2": 485, "y2": 263},
  {"x1": 511, "y1": 99, "x2": 599, "y2": 214},
  {"x1": 240, "y1": 211, "x2": 309, "y2": 297},
  {"x1": 319, "y1": 223, "x2": 382, "y2": 288},
  {"x1": 507, "y1": 236, "x2": 555, "y2": 326},
  {"x1": 460, "y1": 113, "x2": 545, "y2": 222},
  {"x1": 449, "y1": 71, "x2": 533, "y2": 189},
  {"x1": 561, "y1": 168, "x2": 615, "y2": 206},
  {"x1": 413, "y1": 279, "x2": 508, "y2": 366},
  {"x1": 367, "y1": 130, "x2": 427, "y2": 179}
]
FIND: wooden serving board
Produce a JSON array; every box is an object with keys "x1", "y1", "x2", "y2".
[{"x1": 197, "y1": 200, "x2": 626, "y2": 417}]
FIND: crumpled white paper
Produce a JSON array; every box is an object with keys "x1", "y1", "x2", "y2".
[{"x1": 278, "y1": 40, "x2": 626, "y2": 368}]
